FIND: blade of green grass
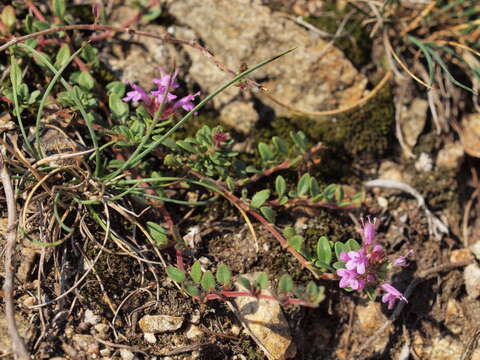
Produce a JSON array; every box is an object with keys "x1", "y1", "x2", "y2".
[
  {"x1": 9, "y1": 54, "x2": 37, "y2": 158},
  {"x1": 35, "y1": 45, "x2": 86, "y2": 156},
  {"x1": 17, "y1": 43, "x2": 101, "y2": 176},
  {"x1": 408, "y1": 36, "x2": 435, "y2": 86}
]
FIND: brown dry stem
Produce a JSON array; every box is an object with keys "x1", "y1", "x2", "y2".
[{"x1": 0, "y1": 153, "x2": 30, "y2": 360}]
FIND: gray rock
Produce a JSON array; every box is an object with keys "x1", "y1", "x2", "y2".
[
  {"x1": 0, "y1": 311, "x2": 32, "y2": 354},
  {"x1": 461, "y1": 113, "x2": 480, "y2": 158},
  {"x1": 138, "y1": 314, "x2": 184, "y2": 334},
  {"x1": 399, "y1": 98, "x2": 428, "y2": 148},
  {"x1": 168, "y1": 0, "x2": 367, "y2": 131},
  {"x1": 120, "y1": 349, "x2": 135, "y2": 360},
  {"x1": 233, "y1": 273, "x2": 296, "y2": 360},
  {"x1": 464, "y1": 264, "x2": 480, "y2": 299},
  {"x1": 436, "y1": 141, "x2": 464, "y2": 170},
  {"x1": 185, "y1": 324, "x2": 203, "y2": 339}
]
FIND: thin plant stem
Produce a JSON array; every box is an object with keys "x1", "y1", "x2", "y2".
[{"x1": 0, "y1": 154, "x2": 30, "y2": 360}]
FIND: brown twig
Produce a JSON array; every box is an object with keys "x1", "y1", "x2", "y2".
[{"x1": 0, "y1": 154, "x2": 30, "y2": 359}]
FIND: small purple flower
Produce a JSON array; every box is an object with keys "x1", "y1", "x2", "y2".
[
  {"x1": 370, "y1": 244, "x2": 385, "y2": 262},
  {"x1": 151, "y1": 88, "x2": 177, "y2": 102},
  {"x1": 212, "y1": 130, "x2": 230, "y2": 147},
  {"x1": 381, "y1": 283, "x2": 407, "y2": 309},
  {"x1": 152, "y1": 69, "x2": 180, "y2": 102},
  {"x1": 153, "y1": 69, "x2": 180, "y2": 90},
  {"x1": 344, "y1": 249, "x2": 368, "y2": 275},
  {"x1": 337, "y1": 269, "x2": 366, "y2": 291},
  {"x1": 361, "y1": 217, "x2": 376, "y2": 245},
  {"x1": 123, "y1": 83, "x2": 150, "y2": 103},
  {"x1": 392, "y1": 250, "x2": 413, "y2": 267},
  {"x1": 174, "y1": 91, "x2": 201, "y2": 112}
]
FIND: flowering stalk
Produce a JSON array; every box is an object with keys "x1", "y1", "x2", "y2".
[
  {"x1": 122, "y1": 68, "x2": 200, "y2": 117},
  {"x1": 336, "y1": 218, "x2": 412, "y2": 309}
]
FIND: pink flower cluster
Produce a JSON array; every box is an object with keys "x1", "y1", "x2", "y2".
[
  {"x1": 337, "y1": 218, "x2": 410, "y2": 309},
  {"x1": 122, "y1": 69, "x2": 200, "y2": 118}
]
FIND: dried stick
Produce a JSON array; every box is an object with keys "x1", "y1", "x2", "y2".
[{"x1": 0, "y1": 154, "x2": 30, "y2": 360}]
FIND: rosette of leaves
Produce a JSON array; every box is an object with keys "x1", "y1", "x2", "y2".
[{"x1": 166, "y1": 125, "x2": 238, "y2": 179}]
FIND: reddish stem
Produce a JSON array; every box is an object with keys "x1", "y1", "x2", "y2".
[
  {"x1": 26, "y1": 1, "x2": 46, "y2": 21},
  {"x1": 201, "y1": 290, "x2": 315, "y2": 307}
]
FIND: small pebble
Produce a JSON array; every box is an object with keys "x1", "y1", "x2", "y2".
[{"x1": 139, "y1": 315, "x2": 184, "y2": 334}]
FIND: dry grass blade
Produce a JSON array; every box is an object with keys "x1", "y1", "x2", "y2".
[{"x1": 0, "y1": 153, "x2": 30, "y2": 360}]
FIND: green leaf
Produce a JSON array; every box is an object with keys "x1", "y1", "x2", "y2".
[
  {"x1": 365, "y1": 287, "x2": 377, "y2": 301},
  {"x1": 429, "y1": 46, "x2": 473, "y2": 93},
  {"x1": 316, "y1": 236, "x2": 332, "y2": 265},
  {"x1": 297, "y1": 173, "x2": 311, "y2": 197},
  {"x1": 334, "y1": 242, "x2": 348, "y2": 259},
  {"x1": 272, "y1": 136, "x2": 288, "y2": 155},
  {"x1": 323, "y1": 184, "x2": 337, "y2": 201},
  {"x1": 106, "y1": 81, "x2": 126, "y2": 96},
  {"x1": 288, "y1": 235, "x2": 304, "y2": 252},
  {"x1": 275, "y1": 175, "x2": 286, "y2": 198},
  {"x1": 309, "y1": 177, "x2": 320, "y2": 197},
  {"x1": 33, "y1": 21, "x2": 50, "y2": 32},
  {"x1": 290, "y1": 131, "x2": 307, "y2": 152},
  {"x1": 185, "y1": 284, "x2": 200, "y2": 297},
  {"x1": 237, "y1": 277, "x2": 251, "y2": 291},
  {"x1": 216, "y1": 264, "x2": 232, "y2": 286},
  {"x1": 256, "y1": 272, "x2": 269, "y2": 289},
  {"x1": 190, "y1": 260, "x2": 202, "y2": 284},
  {"x1": 306, "y1": 281, "x2": 320, "y2": 302},
  {"x1": 2, "y1": 6, "x2": 16, "y2": 30},
  {"x1": 109, "y1": 93, "x2": 129, "y2": 117},
  {"x1": 166, "y1": 266, "x2": 185, "y2": 283},
  {"x1": 305, "y1": 281, "x2": 325, "y2": 305},
  {"x1": 77, "y1": 71, "x2": 95, "y2": 90},
  {"x1": 55, "y1": 44, "x2": 71, "y2": 69},
  {"x1": 332, "y1": 261, "x2": 346, "y2": 269},
  {"x1": 201, "y1": 271, "x2": 216, "y2": 292},
  {"x1": 408, "y1": 36, "x2": 435, "y2": 86},
  {"x1": 278, "y1": 274, "x2": 294, "y2": 294},
  {"x1": 335, "y1": 186, "x2": 344, "y2": 204},
  {"x1": 53, "y1": 0, "x2": 66, "y2": 19},
  {"x1": 176, "y1": 140, "x2": 196, "y2": 153},
  {"x1": 10, "y1": 56, "x2": 22, "y2": 89},
  {"x1": 226, "y1": 177, "x2": 236, "y2": 191},
  {"x1": 251, "y1": 189, "x2": 270, "y2": 208},
  {"x1": 260, "y1": 206, "x2": 276, "y2": 223},
  {"x1": 81, "y1": 44, "x2": 99, "y2": 66},
  {"x1": 141, "y1": 6, "x2": 162, "y2": 22},
  {"x1": 346, "y1": 238, "x2": 361, "y2": 251},
  {"x1": 28, "y1": 90, "x2": 41, "y2": 104},
  {"x1": 283, "y1": 226, "x2": 296, "y2": 239},
  {"x1": 146, "y1": 221, "x2": 168, "y2": 246},
  {"x1": 258, "y1": 142, "x2": 274, "y2": 162},
  {"x1": 278, "y1": 196, "x2": 289, "y2": 205}
]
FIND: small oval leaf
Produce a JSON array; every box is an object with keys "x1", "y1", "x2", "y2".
[
  {"x1": 278, "y1": 274, "x2": 294, "y2": 294},
  {"x1": 260, "y1": 206, "x2": 276, "y2": 223},
  {"x1": 201, "y1": 271, "x2": 216, "y2": 292},
  {"x1": 216, "y1": 264, "x2": 232, "y2": 286},
  {"x1": 275, "y1": 175, "x2": 286, "y2": 198},
  {"x1": 166, "y1": 266, "x2": 185, "y2": 283},
  {"x1": 316, "y1": 236, "x2": 332, "y2": 265},
  {"x1": 297, "y1": 173, "x2": 311, "y2": 197},
  {"x1": 251, "y1": 189, "x2": 270, "y2": 208},
  {"x1": 190, "y1": 260, "x2": 202, "y2": 284}
]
